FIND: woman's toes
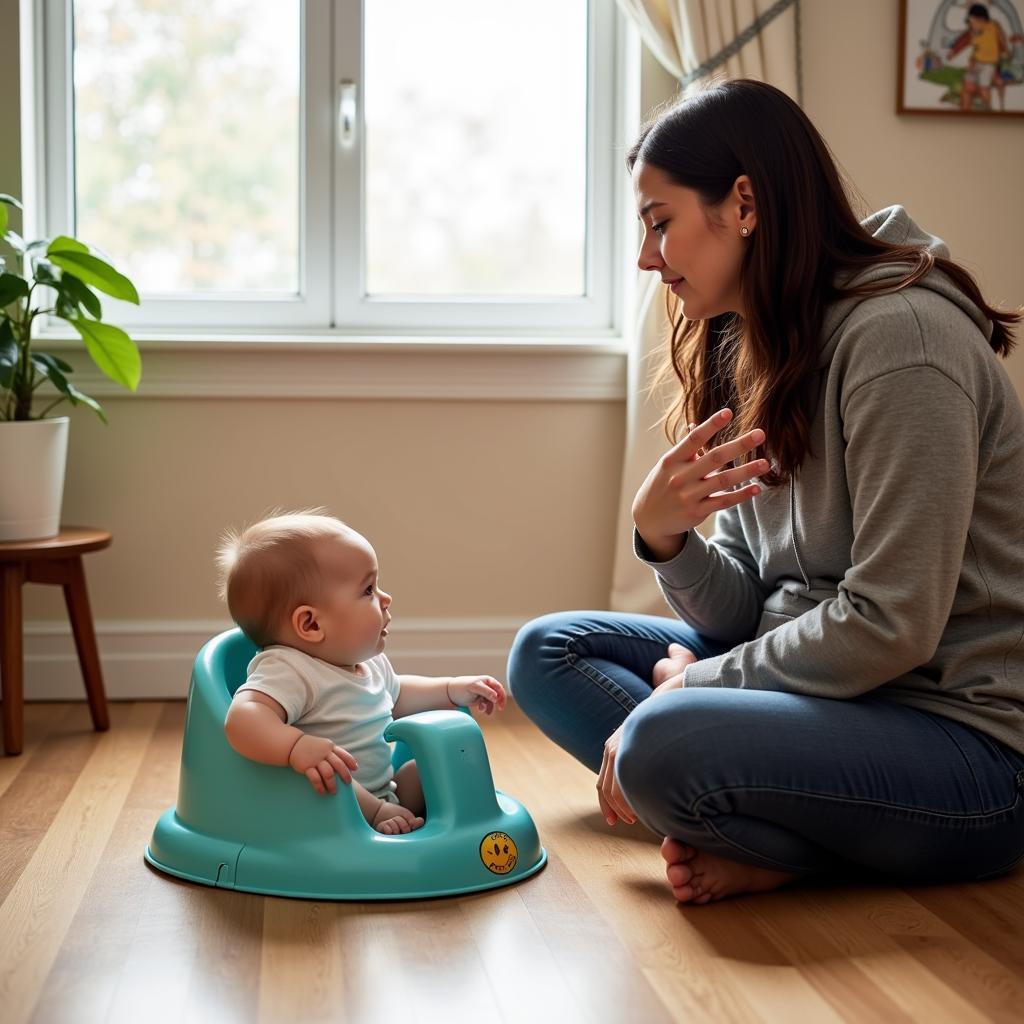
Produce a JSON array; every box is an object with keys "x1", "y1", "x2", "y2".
[
  {"x1": 671, "y1": 883, "x2": 697, "y2": 902},
  {"x1": 694, "y1": 892, "x2": 714, "y2": 904},
  {"x1": 666, "y1": 862, "x2": 695, "y2": 887},
  {"x1": 661, "y1": 837, "x2": 697, "y2": 864}
]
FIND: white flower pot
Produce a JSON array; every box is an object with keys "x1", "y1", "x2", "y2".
[{"x1": 0, "y1": 417, "x2": 70, "y2": 541}]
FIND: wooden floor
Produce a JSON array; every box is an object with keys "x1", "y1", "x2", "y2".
[{"x1": 1, "y1": 701, "x2": 1023, "y2": 1024}]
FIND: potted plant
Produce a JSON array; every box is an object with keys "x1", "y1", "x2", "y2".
[{"x1": 0, "y1": 193, "x2": 142, "y2": 541}]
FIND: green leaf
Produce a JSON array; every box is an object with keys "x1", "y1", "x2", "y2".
[
  {"x1": 69, "y1": 317, "x2": 141, "y2": 391},
  {"x1": 33, "y1": 261, "x2": 58, "y2": 284},
  {"x1": 31, "y1": 353, "x2": 73, "y2": 394},
  {"x1": 66, "y1": 382, "x2": 107, "y2": 424},
  {"x1": 3, "y1": 231, "x2": 25, "y2": 254},
  {"x1": 0, "y1": 318, "x2": 16, "y2": 366},
  {"x1": 47, "y1": 235, "x2": 89, "y2": 255},
  {"x1": 0, "y1": 195, "x2": 24, "y2": 210},
  {"x1": 0, "y1": 205, "x2": 6, "y2": 235},
  {"x1": 60, "y1": 273, "x2": 102, "y2": 319},
  {"x1": 1, "y1": 320, "x2": 18, "y2": 389},
  {"x1": 47, "y1": 250, "x2": 139, "y2": 304},
  {"x1": 0, "y1": 273, "x2": 29, "y2": 307},
  {"x1": 32, "y1": 351, "x2": 73, "y2": 373}
]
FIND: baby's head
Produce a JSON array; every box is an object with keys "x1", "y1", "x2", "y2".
[{"x1": 216, "y1": 508, "x2": 392, "y2": 668}]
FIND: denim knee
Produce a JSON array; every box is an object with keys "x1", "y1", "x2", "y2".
[
  {"x1": 616, "y1": 699, "x2": 675, "y2": 830},
  {"x1": 506, "y1": 611, "x2": 568, "y2": 711},
  {"x1": 616, "y1": 691, "x2": 725, "y2": 833}
]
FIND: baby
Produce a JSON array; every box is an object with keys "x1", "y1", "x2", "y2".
[{"x1": 217, "y1": 509, "x2": 507, "y2": 835}]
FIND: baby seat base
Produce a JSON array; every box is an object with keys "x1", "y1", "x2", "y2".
[{"x1": 145, "y1": 629, "x2": 546, "y2": 900}]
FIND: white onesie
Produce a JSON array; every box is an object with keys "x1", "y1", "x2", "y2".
[{"x1": 235, "y1": 645, "x2": 402, "y2": 803}]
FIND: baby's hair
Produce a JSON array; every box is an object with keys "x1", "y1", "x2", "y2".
[{"x1": 215, "y1": 506, "x2": 356, "y2": 648}]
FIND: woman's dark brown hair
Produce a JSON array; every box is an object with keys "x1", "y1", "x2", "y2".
[{"x1": 626, "y1": 79, "x2": 1019, "y2": 487}]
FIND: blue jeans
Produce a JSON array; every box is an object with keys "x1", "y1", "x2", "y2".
[{"x1": 507, "y1": 610, "x2": 1024, "y2": 881}]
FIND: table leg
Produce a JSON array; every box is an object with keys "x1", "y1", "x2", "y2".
[
  {"x1": 1, "y1": 562, "x2": 25, "y2": 756},
  {"x1": 62, "y1": 556, "x2": 110, "y2": 733}
]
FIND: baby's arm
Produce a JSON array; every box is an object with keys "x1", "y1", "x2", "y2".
[
  {"x1": 225, "y1": 691, "x2": 421, "y2": 831},
  {"x1": 392, "y1": 674, "x2": 507, "y2": 718},
  {"x1": 225, "y1": 690, "x2": 358, "y2": 793}
]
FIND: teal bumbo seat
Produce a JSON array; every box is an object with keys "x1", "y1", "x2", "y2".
[{"x1": 145, "y1": 628, "x2": 547, "y2": 899}]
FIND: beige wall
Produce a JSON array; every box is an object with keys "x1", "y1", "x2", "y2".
[
  {"x1": 10, "y1": 0, "x2": 1024, "y2": 633},
  {"x1": 26, "y1": 399, "x2": 625, "y2": 622}
]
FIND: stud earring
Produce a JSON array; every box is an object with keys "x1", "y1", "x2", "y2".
[{"x1": 740, "y1": 226, "x2": 750, "y2": 236}]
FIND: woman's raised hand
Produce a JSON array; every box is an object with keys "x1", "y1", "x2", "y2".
[{"x1": 632, "y1": 408, "x2": 768, "y2": 562}]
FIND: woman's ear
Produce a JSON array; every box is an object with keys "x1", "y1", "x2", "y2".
[{"x1": 733, "y1": 174, "x2": 757, "y2": 235}]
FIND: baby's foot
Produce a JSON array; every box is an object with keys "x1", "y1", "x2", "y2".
[
  {"x1": 372, "y1": 802, "x2": 425, "y2": 835},
  {"x1": 660, "y1": 837, "x2": 802, "y2": 904}
]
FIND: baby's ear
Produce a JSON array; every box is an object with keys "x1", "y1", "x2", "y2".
[{"x1": 291, "y1": 605, "x2": 322, "y2": 640}]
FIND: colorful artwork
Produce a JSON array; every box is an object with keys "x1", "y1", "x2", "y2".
[{"x1": 899, "y1": 0, "x2": 1024, "y2": 115}]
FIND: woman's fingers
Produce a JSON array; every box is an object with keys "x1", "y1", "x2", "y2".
[
  {"x1": 664, "y1": 408, "x2": 735, "y2": 465},
  {"x1": 696, "y1": 459, "x2": 770, "y2": 493},
  {"x1": 597, "y1": 739, "x2": 637, "y2": 825},
  {"x1": 693, "y1": 428, "x2": 765, "y2": 478},
  {"x1": 597, "y1": 749, "x2": 617, "y2": 824},
  {"x1": 607, "y1": 775, "x2": 637, "y2": 825},
  {"x1": 597, "y1": 787, "x2": 617, "y2": 825},
  {"x1": 701, "y1": 482, "x2": 763, "y2": 513}
]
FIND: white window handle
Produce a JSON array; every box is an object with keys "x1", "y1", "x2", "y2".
[{"x1": 338, "y1": 80, "x2": 357, "y2": 148}]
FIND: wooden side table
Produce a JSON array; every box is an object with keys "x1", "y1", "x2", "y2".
[{"x1": 0, "y1": 527, "x2": 112, "y2": 756}]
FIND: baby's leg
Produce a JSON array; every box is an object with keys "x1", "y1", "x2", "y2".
[
  {"x1": 394, "y1": 760, "x2": 425, "y2": 817},
  {"x1": 350, "y1": 776, "x2": 424, "y2": 835}
]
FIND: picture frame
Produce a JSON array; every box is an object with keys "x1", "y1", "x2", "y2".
[{"x1": 898, "y1": 0, "x2": 1024, "y2": 116}]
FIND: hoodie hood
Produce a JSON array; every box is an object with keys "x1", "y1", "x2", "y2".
[{"x1": 817, "y1": 205, "x2": 992, "y2": 369}]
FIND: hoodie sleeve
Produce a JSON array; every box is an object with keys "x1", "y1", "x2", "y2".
[
  {"x1": 681, "y1": 362, "x2": 979, "y2": 696},
  {"x1": 633, "y1": 502, "x2": 769, "y2": 645}
]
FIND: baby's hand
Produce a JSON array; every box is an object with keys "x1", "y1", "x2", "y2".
[
  {"x1": 448, "y1": 675, "x2": 507, "y2": 716},
  {"x1": 287, "y1": 734, "x2": 359, "y2": 795}
]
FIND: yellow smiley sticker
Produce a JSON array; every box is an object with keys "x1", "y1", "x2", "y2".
[{"x1": 480, "y1": 831, "x2": 518, "y2": 875}]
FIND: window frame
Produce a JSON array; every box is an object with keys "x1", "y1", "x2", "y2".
[
  {"x1": 31, "y1": 0, "x2": 624, "y2": 336},
  {"x1": 36, "y1": 0, "x2": 333, "y2": 329}
]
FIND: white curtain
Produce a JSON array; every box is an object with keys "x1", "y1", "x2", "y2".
[{"x1": 609, "y1": 0, "x2": 803, "y2": 615}]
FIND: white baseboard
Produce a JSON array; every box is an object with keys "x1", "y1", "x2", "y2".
[{"x1": 22, "y1": 617, "x2": 530, "y2": 700}]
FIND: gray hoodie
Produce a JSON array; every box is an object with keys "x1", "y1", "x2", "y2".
[{"x1": 636, "y1": 206, "x2": 1024, "y2": 755}]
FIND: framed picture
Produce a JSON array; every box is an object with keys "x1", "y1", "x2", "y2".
[{"x1": 898, "y1": 0, "x2": 1024, "y2": 115}]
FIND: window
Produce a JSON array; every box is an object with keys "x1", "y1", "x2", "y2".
[{"x1": 33, "y1": 0, "x2": 622, "y2": 334}]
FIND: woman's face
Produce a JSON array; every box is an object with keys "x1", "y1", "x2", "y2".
[{"x1": 632, "y1": 160, "x2": 755, "y2": 320}]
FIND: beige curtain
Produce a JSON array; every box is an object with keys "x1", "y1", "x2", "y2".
[{"x1": 609, "y1": 0, "x2": 803, "y2": 614}]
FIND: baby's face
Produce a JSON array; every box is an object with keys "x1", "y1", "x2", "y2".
[{"x1": 292, "y1": 533, "x2": 392, "y2": 668}]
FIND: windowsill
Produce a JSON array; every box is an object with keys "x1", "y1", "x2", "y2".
[{"x1": 32, "y1": 329, "x2": 630, "y2": 401}]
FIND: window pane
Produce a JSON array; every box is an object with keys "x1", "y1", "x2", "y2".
[
  {"x1": 71, "y1": 0, "x2": 300, "y2": 294},
  {"x1": 364, "y1": 0, "x2": 588, "y2": 297}
]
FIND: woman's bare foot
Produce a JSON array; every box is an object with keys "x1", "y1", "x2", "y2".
[
  {"x1": 372, "y1": 802, "x2": 425, "y2": 835},
  {"x1": 651, "y1": 643, "x2": 697, "y2": 686},
  {"x1": 660, "y1": 837, "x2": 802, "y2": 903}
]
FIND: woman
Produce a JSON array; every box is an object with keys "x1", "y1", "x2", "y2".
[{"x1": 507, "y1": 79, "x2": 1024, "y2": 904}]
